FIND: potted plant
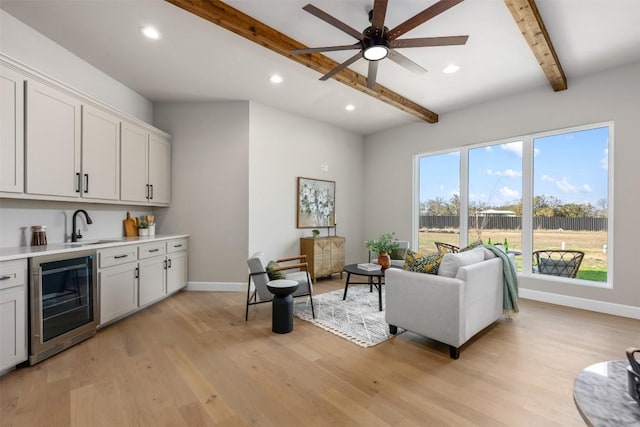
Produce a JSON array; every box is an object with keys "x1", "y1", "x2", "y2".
[
  {"x1": 312, "y1": 229, "x2": 320, "y2": 238},
  {"x1": 365, "y1": 232, "x2": 400, "y2": 268},
  {"x1": 138, "y1": 220, "x2": 150, "y2": 237}
]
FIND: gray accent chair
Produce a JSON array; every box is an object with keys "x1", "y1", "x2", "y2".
[
  {"x1": 385, "y1": 247, "x2": 505, "y2": 359},
  {"x1": 246, "y1": 251, "x2": 315, "y2": 321}
]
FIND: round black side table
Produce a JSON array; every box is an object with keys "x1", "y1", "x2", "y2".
[{"x1": 266, "y1": 279, "x2": 299, "y2": 334}]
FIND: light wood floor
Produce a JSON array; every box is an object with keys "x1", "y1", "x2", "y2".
[{"x1": 1, "y1": 279, "x2": 638, "y2": 426}]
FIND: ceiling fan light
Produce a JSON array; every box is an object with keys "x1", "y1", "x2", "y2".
[{"x1": 363, "y1": 45, "x2": 388, "y2": 61}]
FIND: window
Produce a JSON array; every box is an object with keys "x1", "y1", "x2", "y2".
[
  {"x1": 418, "y1": 151, "x2": 460, "y2": 253},
  {"x1": 416, "y1": 123, "x2": 612, "y2": 285}
]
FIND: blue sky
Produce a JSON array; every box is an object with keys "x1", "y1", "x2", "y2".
[{"x1": 419, "y1": 126, "x2": 609, "y2": 207}]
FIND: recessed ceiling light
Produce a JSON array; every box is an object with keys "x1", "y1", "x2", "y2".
[
  {"x1": 140, "y1": 26, "x2": 161, "y2": 40},
  {"x1": 345, "y1": 104, "x2": 355, "y2": 111},
  {"x1": 269, "y1": 74, "x2": 283, "y2": 84},
  {"x1": 442, "y1": 64, "x2": 460, "y2": 74}
]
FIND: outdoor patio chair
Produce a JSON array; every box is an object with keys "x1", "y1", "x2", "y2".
[
  {"x1": 434, "y1": 242, "x2": 460, "y2": 254},
  {"x1": 532, "y1": 250, "x2": 585, "y2": 278}
]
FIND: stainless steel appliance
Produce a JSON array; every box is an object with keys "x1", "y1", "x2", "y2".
[{"x1": 29, "y1": 249, "x2": 98, "y2": 365}]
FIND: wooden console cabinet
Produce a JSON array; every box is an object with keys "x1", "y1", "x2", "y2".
[{"x1": 300, "y1": 236, "x2": 345, "y2": 281}]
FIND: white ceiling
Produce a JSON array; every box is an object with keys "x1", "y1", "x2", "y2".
[{"x1": 2, "y1": 0, "x2": 640, "y2": 136}]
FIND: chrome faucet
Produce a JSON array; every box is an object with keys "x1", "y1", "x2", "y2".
[{"x1": 71, "y1": 209, "x2": 93, "y2": 242}]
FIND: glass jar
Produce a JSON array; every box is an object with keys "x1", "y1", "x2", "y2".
[{"x1": 31, "y1": 225, "x2": 48, "y2": 246}]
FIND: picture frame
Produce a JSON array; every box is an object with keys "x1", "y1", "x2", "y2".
[{"x1": 297, "y1": 177, "x2": 336, "y2": 228}]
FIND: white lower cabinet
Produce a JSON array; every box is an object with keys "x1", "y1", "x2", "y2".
[
  {"x1": 0, "y1": 259, "x2": 27, "y2": 372},
  {"x1": 138, "y1": 255, "x2": 167, "y2": 307},
  {"x1": 99, "y1": 261, "x2": 138, "y2": 325},
  {"x1": 97, "y1": 238, "x2": 187, "y2": 328}
]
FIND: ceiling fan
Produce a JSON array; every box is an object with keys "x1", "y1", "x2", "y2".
[{"x1": 291, "y1": 0, "x2": 469, "y2": 88}]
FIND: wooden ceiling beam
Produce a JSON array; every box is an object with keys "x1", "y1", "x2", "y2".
[
  {"x1": 165, "y1": 0, "x2": 438, "y2": 123},
  {"x1": 504, "y1": 0, "x2": 567, "y2": 91}
]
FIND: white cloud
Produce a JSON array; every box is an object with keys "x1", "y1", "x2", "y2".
[
  {"x1": 439, "y1": 184, "x2": 445, "y2": 192},
  {"x1": 600, "y1": 148, "x2": 608, "y2": 170},
  {"x1": 501, "y1": 142, "x2": 523, "y2": 157},
  {"x1": 541, "y1": 175, "x2": 554, "y2": 182},
  {"x1": 484, "y1": 146, "x2": 492, "y2": 152},
  {"x1": 533, "y1": 148, "x2": 540, "y2": 157},
  {"x1": 582, "y1": 184, "x2": 592, "y2": 193},
  {"x1": 556, "y1": 177, "x2": 578, "y2": 193},
  {"x1": 486, "y1": 168, "x2": 522, "y2": 177},
  {"x1": 498, "y1": 186, "x2": 520, "y2": 200}
]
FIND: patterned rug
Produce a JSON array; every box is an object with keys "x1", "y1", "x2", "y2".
[{"x1": 293, "y1": 286, "x2": 398, "y2": 347}]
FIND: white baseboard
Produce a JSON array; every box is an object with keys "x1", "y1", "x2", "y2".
[
  {"x1": 185, "y1": 281, "x2": 245, "y2": 292},
  {"x1": 519, "y1": 288, "x2": 640, "y2": 320}
]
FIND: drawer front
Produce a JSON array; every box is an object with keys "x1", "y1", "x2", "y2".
[
  {"x1": 138, "y1": 242, "x2": 166, "y2": 259},
  {"x1": 99, "y1": 246, "x2": 138, "y2": 268},
  {"x1": 166, "y1": 238, "x2": 188, "y2": 253},
  {"x1": 0, "y1": 259, "x2": 27, "y2": 291}
]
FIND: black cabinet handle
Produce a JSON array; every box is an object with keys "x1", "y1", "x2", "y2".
[
  {"x1": 173, "y1": 244, "x2": 183, "y2": 248},
  {"x1": 135, "y1": 267, "x2": 139, "y2": 279},
  {"x1": 114, "y1": 254, "x2": 128, "y2": 259},
  {"x1": 150, "y1": 184, "x2": 154, "y2": 200},
  {"x1": 145, "y1": 184, "x2": 149, "y2": 199},
  {"x1": 163, "y1": 260, "x2": 168, "y2": 270},
  {"x1": 168, "y1": 259, "x2": 172, "y2": 268},
  {"x1": 149, "y1": 248, "x2": 160, "y2": 253},
  {"x1": 0, "y1": 275, "x2": 12, "y2": 281},
  {"x1": 84, "y1": 174, "x2": 89, "y2": 193},
  {"x1": 75, "y1": 173, "x2": 81, "y2": 193}
]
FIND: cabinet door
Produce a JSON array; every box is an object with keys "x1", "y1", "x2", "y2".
[
  {"x1": 99, "y1": 262, "x2": 138, "y2": 326},
  {"x1": 0, "y1": 288, "x2": 27, "y2": 371},
  {"x1": 120, "y1": 121, "x2": 148, "y2": 203},
  {"x1": 82, "y1": 106, "x2": 120, "y2": 200},
  {"x1": 148, "y1": 134, "x2": 171, "y2": 204},
  {"x1": 0, "y1": 66, "x2": 25, "y2": 193},
  {"x1": 138, "y1": 256, "x2": 166, "y2": 307},
  {"x1": 167, "y1": 251, "x2": 187, "y2": 294},
  {"x1": 25, "y1": 80, "x2": 81, "y2": 197}
]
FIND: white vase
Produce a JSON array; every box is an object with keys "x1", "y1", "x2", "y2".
[{"x1": 139, "y1": 228, "x2": 149, "y2": 237}]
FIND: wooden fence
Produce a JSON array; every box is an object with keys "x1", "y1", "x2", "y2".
[{"x1": 420, "y1": 215, "x2": 608, "y2": 232}]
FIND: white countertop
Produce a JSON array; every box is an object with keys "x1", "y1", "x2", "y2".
[{"x1": 0, "y1": 234, "x2": 189, "y2": 262}]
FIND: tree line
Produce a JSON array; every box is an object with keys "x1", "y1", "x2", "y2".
[{"x1": 420, "y1": 195, "x2": 608, "y2": 218}]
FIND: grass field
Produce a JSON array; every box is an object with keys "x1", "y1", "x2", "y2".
[{"x1": 418, "y1": 229, "x2": 608, "y2": 282}]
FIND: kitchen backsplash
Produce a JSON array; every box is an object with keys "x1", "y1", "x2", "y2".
[{"x1": 0, "y1": 199, "x2": 160, "y2": 248}]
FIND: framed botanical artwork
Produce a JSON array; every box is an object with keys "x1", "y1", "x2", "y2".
[{"x1": 297, "y1": 177, "x2": 336, "y2": 228}]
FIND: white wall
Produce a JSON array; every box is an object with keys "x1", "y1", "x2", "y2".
[
  {"x1": 0, "y1": 10, "x2": 152, "y2": 123},
  {"x1": 153, "y1": 101, "x2": 250, "y2": 283},
  {"x1": 365, "y1": 61, "x2": 640, "y2": 311},
  {"x1": 248, "y1": 102, "x2": 365, "y2": 265}
]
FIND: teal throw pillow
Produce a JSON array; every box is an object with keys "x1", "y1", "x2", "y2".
[{"x1": 266, "y1": 261, "x2": 285, "y2": 280}]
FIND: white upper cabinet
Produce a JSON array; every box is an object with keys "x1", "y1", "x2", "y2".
[
  {"x1": 81, "y1": 106, "x2": 120, "y2": 200},
  {"x1": 25, "y1": 80, "x2": 81, "y2": 198},
  {"x1": 121, "y1": 121, "x2": 170, "y2": 205},
  {"x1": 0, "y1": 66, "x2": 25, "y2": 193},
  {"x1": 149, "y1": 134, "x2": 171, "y2": 205}
]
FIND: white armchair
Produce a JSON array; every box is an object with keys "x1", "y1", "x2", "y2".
[{"x1": 385, "y1": 248, "x2": 505, "y2": 359}]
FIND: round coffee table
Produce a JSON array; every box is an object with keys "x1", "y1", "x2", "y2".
[
  {"x1": 266, "y1": 279, "x2": 299, "y2": 334},
  {"x1": 573, "y1": 360, "x2": 640, "y2": 426},
  {"x1": 342, "y1": 264, "x2": 385, "y2": 311}
]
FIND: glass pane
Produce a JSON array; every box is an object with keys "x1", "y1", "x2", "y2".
[
  {"x1": 468, "y1": 141, "x2": 523, "y2": 269},
  {"x1": 533, "y1": 126, "x2": 609, "y2": 282},
  {"x1": 418, "y1": 152, "x2": 460, "y2": 253}
]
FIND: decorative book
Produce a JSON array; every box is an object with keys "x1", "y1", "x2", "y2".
[{"x1": 357, "y1": 263, "x2": 382, "y2": 271}]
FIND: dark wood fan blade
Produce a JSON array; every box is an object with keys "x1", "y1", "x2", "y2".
[
  {"x1": 291, "y1": 43, "x2": 362, "y2": 55},
  {"x1": 320, "y1": 51, "x2": 363, "y2": 81},
  {"x1": 370, "y1": 0, "x2": 388, "y2": 36},
  {"x1": 387, "y1": 0, "x2": 464, "y2": 41},
  {"x1": 387, "y1": 50, "x2": 428, "y2": 74},
  {"x1": 391, "y1": 35, "x2": 469, "y2": 49},
  {"x1": 303, "y1": 4, "x2": 363, "y2": 41},
  {"x1": 367, "y1": 60, "x2": 379, "y2": 89}
]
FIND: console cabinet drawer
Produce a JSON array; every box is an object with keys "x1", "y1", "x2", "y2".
[
  {"x1": 166, "y1": 238, "x2": 188, "y2": 253},
  {"x1": 98, "y1": 246, "x2": 138, "y2": 268}
]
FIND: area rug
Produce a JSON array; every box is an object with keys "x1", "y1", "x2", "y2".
[{"x1": 293, "y1": 286, "x2": 399, "y2": 348}]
